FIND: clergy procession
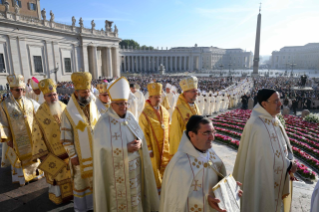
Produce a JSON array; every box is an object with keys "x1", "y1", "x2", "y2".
[{"x1": 1, "y1": 72, "x2": 319, "y2": 212}]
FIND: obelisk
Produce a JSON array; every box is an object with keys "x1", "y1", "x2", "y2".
[{"x1": 252, "y1": 6, "x2": 262, "y2": 75}]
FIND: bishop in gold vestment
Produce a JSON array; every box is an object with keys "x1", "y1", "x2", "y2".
[
  {"x1": 60, "y1": 72, "x2": 100, "y2": 212},
  {"x1": 0, "y1": 74, "x2": 43, "y2": 186},
  {"x1": 139, "y1": 82, "x2": 171, "y2": 191},
  {"x1": 32, "y1": 79, "x2": 73, "y2": 204},
  {"x1": 170, "y1": 76, "x2": 200, "y2": 155},
  {"x1": 93, "y1": 77, "x2": 159, "y2": 212}
]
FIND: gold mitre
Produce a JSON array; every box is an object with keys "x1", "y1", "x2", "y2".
[
  {"x1": 179, "y1": 76, "x2": 198, "y2": 92},
  {"x1": 38, "y1": 78, "x2": 57, "y2": 95},
  {"x1": 97, "y1": 81, "x2": 108, "y2": 94},
  {"x1": 71, "y1": 72, "x2": 92, "y2": 90},
  {"x1": 7, "y1": 74, "x2": 25, "y2": 88},
  {"x1": 107, "y1": 77, "x2": 130, "y2": 101},
  {"x1": 147, "y1": 82, "x2": 162, "y2": 96}
]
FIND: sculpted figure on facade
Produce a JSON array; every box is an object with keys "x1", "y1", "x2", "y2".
[
  {"x1": 41, "y1": 8, "x2": 46, "y2": 20},
  {"x1": 91, "y1": 20, "x2": 95, "y2": 30},
  {"x1": 14, "y1": 2, "x2": 20, "y2": 14},
  {"x1": 72, "y1": 16, "x2": 76, "y2": 27},
  {"x1": 50, "y1": 10, "x2": 55, "y2": 22},
  {"x1": 79, "y1": 17, "x2": 83, "y2": 28},
  {"x1": 114, "y1": 25, "x2": 118, "y2": 34},
  {"x1": 4, "y1": 1, "x2": 9, "y2": 13}
]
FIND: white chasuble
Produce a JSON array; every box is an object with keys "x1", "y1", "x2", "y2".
[
  {"x1": 160, "y1": 132, "x2": 227, "y2": 212},
  {"x1": 233, "y1": 103, "x2": 293, "y2": 212},
  {"x1": 65, "y1": 94, "x2": 99, "y2": 179},
  {"x1": 93, "y1": 108, "x2": 159, "y2": 212}
]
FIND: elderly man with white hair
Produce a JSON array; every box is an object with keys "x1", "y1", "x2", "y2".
[{"x1": 93, "y1": 77, "x2": 159, "y2": 212}]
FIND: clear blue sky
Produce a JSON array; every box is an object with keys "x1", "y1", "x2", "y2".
[{"x1": 42, "y1": 0, "x2": 318, "y2": 56}]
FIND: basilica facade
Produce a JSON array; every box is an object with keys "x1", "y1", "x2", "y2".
[{"x1": 0, "y1": 0, "x2": 121, "y2": 85}]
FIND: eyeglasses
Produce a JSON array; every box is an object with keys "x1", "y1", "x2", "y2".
[
  {"x1": 113, "y1": 102, "x2": 128, "y2": 106},
  {"x1": 102, "y1": 94, "x2": 109, "y2": 97}
]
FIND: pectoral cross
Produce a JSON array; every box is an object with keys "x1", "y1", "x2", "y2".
[
  {"x1": 191, "y1": 180, "x2": 202, "y2": 191},
  {"x1": 274, "y1": 166, "x2": 282, "y2": 174},
  {"x1": 112, "y1": 133, "x2": 120, "y2": 140},
  {"x1": 270, "y1": 133, "x2": 277, "y2": 142},
  {"x1": 114, "y1": 162, "x2": 123, "y2": 170},
  {"x1": 111, "y1": 119, "x2": 118, "y2": 125},
  {"x1": 117, "y1": 191, "x2": 126, "y2": 198}
]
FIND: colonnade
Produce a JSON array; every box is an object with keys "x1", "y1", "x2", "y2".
[{"x1": 120, "y1": 55, "x2": 201, "y2": 73}]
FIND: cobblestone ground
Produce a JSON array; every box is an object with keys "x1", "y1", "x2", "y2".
[{"x1": 0, "y1": 108, "x2": 316, "y2": 212}]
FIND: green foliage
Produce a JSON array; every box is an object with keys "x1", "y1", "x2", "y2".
[
  {"x1": 140, "y1": 45, "x2": 154, "y2": 50},
  {"x1": 119, "y1": 39, "x2": 140, "y2": 49}
]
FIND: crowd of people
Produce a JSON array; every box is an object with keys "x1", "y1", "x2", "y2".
[{"x1": 1, "y1": 73, "x2": 319, "y2": 212}]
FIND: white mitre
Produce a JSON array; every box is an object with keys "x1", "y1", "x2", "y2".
[
  {"x1": 165, "y1": 83, "x2": 172, "y2": 89},
  {"x1": 107, "y1": 77, "x2": 130, "y2": 101},
  {"x1": 30, "y1": 76, "x2": 39, "y2": 89}
]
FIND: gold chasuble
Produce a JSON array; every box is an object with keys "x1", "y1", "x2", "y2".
[
  {"x1": 160, "y1": 132, "x2": 227, "y2": 212},
  {"x1": 93, "y1": 108, "x2": 159, "y2": 212},
  {"x1": 139, "y1": 101, "x2": 171, "y2": 190},
  {"x1": 0, "y1": 96, "x2": 43, "y2": 186},
  {"x1": 60, "y1": 94, "x2": 100, "y2": 212},
  {"x1": 32, "y1": 101, "x2": 73, "y2": 204},
  {"x1": 170, "y1": 94, "x2": 200, "y2": 155},
  {"x1": 233, "y1": 103, "x2": 294, "y2": 212}
]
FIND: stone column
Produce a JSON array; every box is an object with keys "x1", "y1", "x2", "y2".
[
  {"x1": 188, "y1": 56, "x2": 193, "y2": 71},
  {"x1": 106, "y1": 47, "x2": 113, "y2": 77},
  {"x1": 179, "y1": 57, "x2": 182, "y2": 71},
  {"x1": 19, "y1": 37, "x2": 31, "y2": 79},
  {"x1": 184, "y1": 56, "x2": 187, "y2": 71},
  {"x1": 52, "y1": 42, "x2": 63, "y2": 80},
  {"x1": 174, "y1": 57, "x2": 177, "y2": 72},
  {"x1": 136, "y1": 56, "x2": 139, "y2": 72},
  {"x1": 8, "y1": 36, "x2": 21, "y2": 75},
  {"x1": 127, "y1": 56, "x2": 131, "y2": 72},
  {"x1": 111, "y1": 47, "x2": 119, "y2": 77},
  {"x1": 101, "y1": 48, "x2": 108, "y2": 76},
  {"x1": 88, "y1": 46, "x2": 99, "y2": 79},
  {"x1": 123, "y1": 56, "x2": 127, "y2": 72},
  {"x1": 132, "y1": 56, "x2": 135, "y2": 72}
]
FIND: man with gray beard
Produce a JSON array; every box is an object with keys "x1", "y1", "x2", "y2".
[
  {"x1": 60, "y1": 72, "x2": 100, "y2": 212},
  {"x1": 32, "y1": 79, "x2": 73, "y2": 204}
]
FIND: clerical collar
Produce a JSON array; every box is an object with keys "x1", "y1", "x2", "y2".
[
  {"x1": 188, "y1": 103, "x2": 194, "y2": 107},
  {"x1": 153, "y1": 106, "x2": 159, "y2": 110},
  {"x1": 194, "y1": 146, "x2": 207, "y2": 153}
]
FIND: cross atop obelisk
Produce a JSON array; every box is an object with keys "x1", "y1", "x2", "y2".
[{"x1": 252, "y1": 4, "x2": 262, "y2": 75}]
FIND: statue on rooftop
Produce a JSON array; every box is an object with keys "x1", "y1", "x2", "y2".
[
  {"x1": 14, "y1": 1, "x2": 20, "y2": 14},
  {"x1": 72, "y1": 16, "x2": 76, "y2": 27},
  {"x1": 50, "y1": 10, "x2": 54, "y2": 22},
  {"x1": 114, "y1": 25, "x2": 118, "y2": 34},
  {"x1": 91, "y1": 20, "x2": 95, "y2": 30},
  {"x1": 4, "y1": 1, "x2": 9, "y2": 13},
  {"x1": 41, "y1": 8, "x2": 46, "y2": 20},
  {"x1": 79, "y1": 17, "x2": 83, "y2": 28}
]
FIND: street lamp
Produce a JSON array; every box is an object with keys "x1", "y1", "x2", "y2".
[{"x1": 228, "y1": 63, "x2": 232, "y2": 76}]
